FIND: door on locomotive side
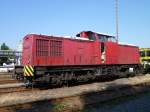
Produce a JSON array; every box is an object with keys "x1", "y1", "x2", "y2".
[
  {"x1": 97, "y1": 34, "x2": 118, "y2": 64},
  {"x1": 100, "y1": 42, "x2": 106, "y2": 63}
]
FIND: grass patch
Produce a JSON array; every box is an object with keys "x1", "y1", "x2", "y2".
[{"x1": 53, "y1": 102, "x2": 69, "y2": 112}]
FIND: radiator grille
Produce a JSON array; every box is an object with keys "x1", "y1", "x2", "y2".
[
  {"x1": 36, "y1": 39, "x2": 49, "y2": 56},
  {"x1": 50, "y1": 40, "x2": 63, "y2": 56},
  {"x1": 36, "y1": 39, "x2": 63, "y2": 56}
]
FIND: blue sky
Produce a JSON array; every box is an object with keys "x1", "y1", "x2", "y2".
[{"x1": 0, "y1": 0, "x2": 150, "y2": 49}]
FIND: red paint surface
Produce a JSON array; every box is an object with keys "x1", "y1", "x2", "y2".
[{"x1": 22, "y1": 31, "x2": 140, "y2": 66}]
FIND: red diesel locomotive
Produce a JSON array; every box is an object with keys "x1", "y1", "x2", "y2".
[{"x1": 14, "y1": 31, "x2": 142, "y2": 85}]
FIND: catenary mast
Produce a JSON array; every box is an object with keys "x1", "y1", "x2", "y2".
[{"x1": 115, "y1": 0, "x2": 119, "y2": 42}]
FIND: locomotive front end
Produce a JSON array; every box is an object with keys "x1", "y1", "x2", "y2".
[{"x1": 22, "y1": 34, "x2": 35, "y2": 86}]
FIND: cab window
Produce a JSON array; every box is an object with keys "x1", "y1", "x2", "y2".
[
  {"x1": 98, "y1": 35, "x2": 117, "y2": 42},
  {"x1": 99, "y1": 35, "x2": 108, "y2": 42},
  {"x1": 89, "y1": 33, "x2": 96, "y2": 40}
]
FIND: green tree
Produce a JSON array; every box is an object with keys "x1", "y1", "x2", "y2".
[
  {"x1": 1, "y1": 43, "x2": 9, "y2": 50},
  {"x1": 0, "y1": 43, "x2": 10, "y2": 65}
]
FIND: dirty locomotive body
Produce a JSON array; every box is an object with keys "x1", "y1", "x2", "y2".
[{"x1": 14, "y1": 31, "x2": 142, "y2": 85}]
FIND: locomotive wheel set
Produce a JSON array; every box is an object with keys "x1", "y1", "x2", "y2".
[{"x1": 14, "y1": 31, "x2": 144, "y2": 87}]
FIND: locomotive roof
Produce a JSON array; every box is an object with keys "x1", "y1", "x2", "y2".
[
  {"x1": 24, "y1": 31, "x2": 116, "y2": 41},
  {"x1": 119, "y1": 42, "x2": 139, "y2": 48},
  {"x1": 23, "y1": 33, "x2": 139, "y2": 48},
  {"x1": 24, "y1": 34, "x2": 93, "y2": 41},
  {"x1": 77, "y1": 31, "x2": 115, "y2": 38}
]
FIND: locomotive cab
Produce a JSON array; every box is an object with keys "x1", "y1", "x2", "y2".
[
  {"x1": 76, "y1": 31, "x2": 117, "y2": 42},
  {"x1": 77, "y1": 31, "x2": 118, "y2": 63}
]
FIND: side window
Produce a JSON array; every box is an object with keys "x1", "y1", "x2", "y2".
[
  {"x1": 99, "y1": 35, "x2": 108, "y2": 42},
  {"x1": 89, "y1": 33, "x2": 96, "y2": 40}
]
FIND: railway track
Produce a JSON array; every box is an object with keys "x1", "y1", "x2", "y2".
[
  {"x1": 1, "y1": 75, "x2": 150, "y2": 112},
  {"x1": 0, "y1": 86, "x2": 27, "y2": 94},
  {"x1": 0, "y1": 72, "x2": 147, "y2": 96},
  {"x1": 0, "y1": 73, "x2": 29, "y2": 94},
  {"x1": 0, "y1": 73, "x2": 21, "y2": 85},
  {"x1": 0, "y1": 79, "x2": 19, "y2": 84},
  {"x1": 0, "y1": 83, "x2": 39, "y2": 95}
]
